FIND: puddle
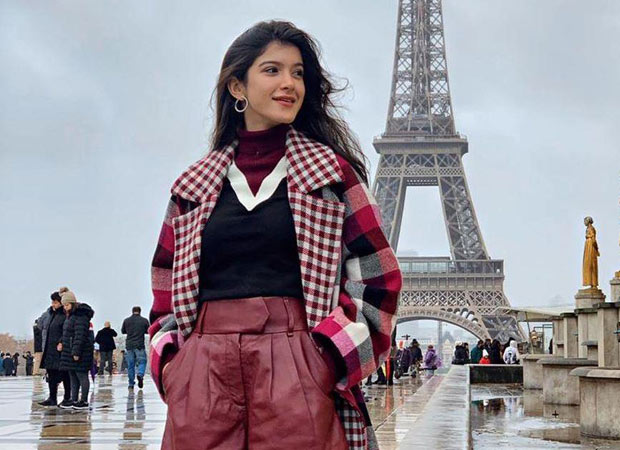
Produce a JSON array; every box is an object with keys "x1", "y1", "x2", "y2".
[{"x1": 470, "y1": 385, "x2": 620, "y2": 449}]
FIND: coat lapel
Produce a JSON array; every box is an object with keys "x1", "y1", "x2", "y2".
[
  {"x1": 169, "y1": 143, "x2": 236, "y2": 337},
  {"x1": 285, "y1": 129, "x2": 346, "y2": 329},
  {"x1": 169, "y1": 127, "x2": 346, "y2": 337}
]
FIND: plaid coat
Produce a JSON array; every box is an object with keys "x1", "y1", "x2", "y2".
[{"x1": 148, "y1": 127, "x2": 402, "y2": 449}]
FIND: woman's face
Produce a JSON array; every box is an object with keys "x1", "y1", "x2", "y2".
[
  {"x1": 229, "y1": 41, "x2": 305, "y2": 131},
  {"x1": 63, "y1": 303, "x2": 72, "y2": 312}
]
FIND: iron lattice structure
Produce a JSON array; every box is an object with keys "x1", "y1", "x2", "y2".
[{"x1": 373, "y1": 0, "x2": 524, "y2": 342}]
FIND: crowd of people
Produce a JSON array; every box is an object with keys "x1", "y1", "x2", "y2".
[
  {"x1": 362, "y1": 336, "x2": 522, "y2": 386},
  {"x1": 0, "y1": 351, "x2": 34, "y2": 376},
  {"x1": 466, "y1": 338, "x2": 521, "y2": 365},
  {"x1": 32, "y1": 287, "x2": 151, "y2": 410},
  {"x1": 364, "y1": 339, "x2": 447, "y2": 384}
]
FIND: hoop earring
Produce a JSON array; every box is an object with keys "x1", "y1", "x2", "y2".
[{"x1": 234, "y1": 96, "x2": 248, "y2": 113}]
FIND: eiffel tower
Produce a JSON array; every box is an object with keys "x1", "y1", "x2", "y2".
[{"x1": 372, "y1": 0, "x2": 524, "y2": 341}]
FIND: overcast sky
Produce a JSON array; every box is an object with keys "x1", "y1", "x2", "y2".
[{"x1": 1, "y1": 1, "x2": 619, "y2": 338}]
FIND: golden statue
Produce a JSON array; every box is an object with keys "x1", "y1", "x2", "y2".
[{"x1": 582, "y1": 216, "x2": 600, "y2": 288}]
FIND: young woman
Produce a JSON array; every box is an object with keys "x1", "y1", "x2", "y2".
[
  {"x1": 148, "y1": 20, "x2": 402, "y2": 450},
  {"x1": 58, "y1": 287, "x2": 95, "y2": 410}
]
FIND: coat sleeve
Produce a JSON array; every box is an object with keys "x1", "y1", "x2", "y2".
[
  {"x1": 148, "y1": 195, "x2": 186, "y2": 398},
  {"x1": 36, "y1": 311, "x2": 48, "y2": 331},
  {"x1": 72, "y1": 317, "x2": 88, "y2": 358},
  {"x1": 311, "y1": 157, "x2": 402, "y2": 390}
]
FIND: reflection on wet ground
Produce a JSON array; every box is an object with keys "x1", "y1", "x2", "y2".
[
  {"x1": 471, "y1": 384, "x2": 620, "y2": 449},
  {"x1": 0, "y1": 372, "x2": 436, "y2": 449},
  {"x1": 0, "y1": 375, "x2": 163, "y2": 449},
  {"x1": 366, "y1": 372, "x2": 441, "y2": 449}
]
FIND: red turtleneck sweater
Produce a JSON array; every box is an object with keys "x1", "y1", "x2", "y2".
[{"x1": 235, "y1": 123, "x2": 289, "y2": 195}]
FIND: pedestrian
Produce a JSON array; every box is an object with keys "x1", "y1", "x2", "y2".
[
  {"x1": 93, "y1": 343, "x2": 100, "y2": 376},
  {"x1": 549, "y1": 338, "x2": 553, "y2": 355},
  {"x1": 121, "y1": 306, "x2": 149, "y2": 389},
  {"x1": 424, "y1": 345, "x2": 442, "y2": 375},
  {"x1": 12, "y1": 352, "x2": 19, "y2": 376},
  {"x1": 119, "y1": 350, "x2": 128, "y2": 374},
  {"x1": 452, "y1": 341, "x2": 469, "y2": 365},
  {"x1": 3, "y1": 353, "x2": 14, "y2": 377},
  {"x1": 90, "y1": 351, "x2": 98, "y2": 382},
  {"x1": 146, "y1": 20, "x2": 402, "y2": 450},
  {"x1": 376, "y1": 365, "x2": 388, "y2": 385},
  {"x1": 95, "y1": 321, "x2": 117, "y2": 375},
  {"x1": 471, "y1": 340, "x2": 484, "y2": 364},
  {"x1": 489, "y1": 339, "x2": 504, "y2": 364},
  {"x1": 503, "y1": 340, "x2": 520, "y2": 365},
  {"x1": 396, "y1": 341, "x2": 412, "y2": 376},
  {"x1": 33, "y1": 319, "x2": 43, "y2": 376},
  {"x1": 484, "y1": 338, "x2": 492, "y2": 351},
  {"x1": 0, "y1": 353, "x2": 4, "y2": 376},
  {"x1": 479, "y1": 350, "x2": 491, "y2": 365},
  {"x1": 22, "y1": 351, "x2": 34, "y2": 376},
  {"x1": 38, "y1": 291, "x2": 72, "y2": 407},
  {"x1": 58, "y1": 287, "x2": 95, "y2": 410},
  {"x1": 502, "y1": 337, "x2": 514, "y2": 356},
  {"x1": 409, "y1": 339, "x2": 423, "y2": 377}
]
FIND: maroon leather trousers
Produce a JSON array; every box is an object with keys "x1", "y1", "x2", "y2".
[{"x1": 161, "y1": 296, "x2": 348, "y2": 450}]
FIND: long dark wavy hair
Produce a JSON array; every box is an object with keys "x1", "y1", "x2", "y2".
[{"x1": 210, "y1": 20, "x2": 369, "y2": 184}]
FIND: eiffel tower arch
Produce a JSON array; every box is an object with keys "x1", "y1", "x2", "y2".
[{"x1": 373, "y1": 0, "x2": 525, "y2": 342}]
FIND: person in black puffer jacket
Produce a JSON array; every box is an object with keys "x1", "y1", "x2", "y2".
[
  {"x1": 452, "y1": 342, "x2": 470, "y2": 365},
  {"x1": 489, "y1": 339, "x2": 505, "y2": 365},
  {"x1": 58, "y1": 287, "x2": 95, "y2": 410},
  {"x1": 38, "y1": 291, "x2": 71, "y2": 407}
]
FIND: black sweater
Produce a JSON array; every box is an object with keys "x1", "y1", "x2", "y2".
[{"x1": 198, "y1": 125, "x2": 304, "y2": 303}]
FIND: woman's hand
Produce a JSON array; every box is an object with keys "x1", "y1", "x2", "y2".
[
  {"x1": 162, "y1": 362, "x2": 171, "y2": 380},
  {"x1": 73, "y1": 355, "x2": 80, "y2": 361},
  {"x1": 57, "y1": 343, "x2": 62, "y2": 352}
]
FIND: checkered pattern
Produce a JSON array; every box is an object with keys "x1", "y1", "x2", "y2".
[{"x1": 148, "y1": 127, "x2": 402, "y2": 449}]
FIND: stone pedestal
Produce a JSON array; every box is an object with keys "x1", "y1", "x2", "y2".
[
  {"x1": 561, "y1": 313, "x2": 579, "y2": 358},
  {"x1": 571, "y1": 367, "x2": 620, "y2": 439},
  {"x1": 539, "y1": 357, "x2": 597, "y2": 405},
  {"x1": 523, "y1": 354, "x2": 553, "y2": 389},
  {"x1": 575, "y1": 287, "x2": 606, "y2": 309},
  {"x1": 611, "y1": 275, "x2": 620, "y2": 303},
  {"x1": 575, "y1": 289, "x2": 604, "y2": 361},
  {"x1": 597, "y1": 302, "x2": 620, "y2": 367},
  {"x1": 577, "y1": 307, "x2": 599, "y2": 360},
  {"x1": 552, "y1": 316, "x2": 563, "y2": 355}
]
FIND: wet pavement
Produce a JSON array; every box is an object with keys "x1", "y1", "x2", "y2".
[
  {"x1": 0, "y1": 372, "x2": 440, "y2": 449},
  {"x1": 471, "y1": 384, "x2": 620, "y2": 449},
  {"x1": 10, "y1": 370, "x2": 617, "y2": 449},
  {"x1": 375, "y1": 365, "x2": 470, "y2": 450},
  {"x1": 0, "y1": 375, "x2": 163, "y2": 449}
]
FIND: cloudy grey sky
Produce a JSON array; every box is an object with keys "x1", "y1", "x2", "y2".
[{"x1": 1, "y1": 1, "x2": 619, "y2": 338}]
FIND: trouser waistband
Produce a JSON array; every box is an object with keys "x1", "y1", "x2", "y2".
[{"x1": 196, "y1": 296, "x2": 307, "y2": 335}]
